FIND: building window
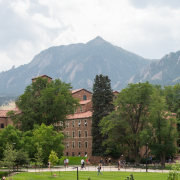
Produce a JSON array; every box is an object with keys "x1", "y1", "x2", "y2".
[
  {"x1": 72, "y1": 121, "x2": 75, "y2": 127},
  {"x1": 80, "y1": 107, "x2": 83, "y2": 112},
  {"x1": 66, "y1": 142, "x2": 69, "y2": 148},
  {"x1": 85, "y1": 131, "x2": 87, "y2": 137},
  {"x1": 66, "y1": 152, "x2": 68, "y2": 156},
  {"x1": 85, "y1": 152, "x2": 87, "y2": 156},
  {"x1": 60, "y1": 121, "x2": 63, "y2": 127},
  {"x1": 79, "y1": 152, "x2": 81, "y2": 156},
  {"x1": 1, "y1": 124, "x2": 4, "y2": 129},
  {"x1": 78, "y1": 142, "x2": 81, "y2": 148},
  {"x1": 72, "y1": 152, "x2": 74, "y2": 157},
  {"x1": 75, "y1": 108, "x2": 77, "y2": 113},
  {"x1": 66, "y1": 131, "x2": 69, "y2": 138},
  {"x1": 83, "y1": 95, "x2": 87, "y2": 100},
  {"x1": 85, "y1": 142, "x2": 88, "y2": 148},
  {"x1": 78, "y1": 120, "x2": 81, "y2": 127},
  {"x1": 79, "y1": 131, "x2": 81, "y2": 137},
  {"x1": 72, "y1": 131, "x2": 75, "y2": 137},
  {"x1": 85, "y1": 119, "x2": 87, "y2": 126},
  {"x1": 66, "y1": 120, "x2": 69, "y2": 127},
  {"x1": 72, "y1": 142, "x2": 75, "y2": 148}
]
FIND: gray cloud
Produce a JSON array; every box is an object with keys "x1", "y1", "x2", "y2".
[{"x1": 128, "y1": 0, "x2": 180, "y2": 9}]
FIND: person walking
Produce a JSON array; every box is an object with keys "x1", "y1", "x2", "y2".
[
  {"x1": 118, "y1": 160, "x2": 120, "y2": 170},
  {"x1": 109, "y1": 158, "x2": 111, "y2": 166},
  {"x1": 86, "y1": 158, "x2": 89, "y2": 166},
  {"x1": 97, "y1": 164, "x2": 102, "y2": 175},
  {"x1": 48, "y1": 161, "x2": 51, "y2": 170},
  {"x1": 81, "y1": 158, "x2": 85, "y2": 169},
  {"x1": 66, "y1": 158, "x2": 69, "y2": 168},
  {"x1": 100, "y1": 158, "x2": 103, "y2": 166},
  {"x1": 64, "y1": 159, "x2": 66, "y2": 168}
]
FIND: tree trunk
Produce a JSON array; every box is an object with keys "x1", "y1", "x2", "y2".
[{"x1": 160, "y1": 154, "x2": 166, "y2": 169}]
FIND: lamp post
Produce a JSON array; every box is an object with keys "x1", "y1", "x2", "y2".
[
  {"x1": 72, "y1": 167, "x2": 78, "y2": 180},
  {"x1": 146, "y1": 143, "x2": 148, "y2": 172},
  {"x1": 13, "y1": 143, "x2": 16, "y2": 171}
]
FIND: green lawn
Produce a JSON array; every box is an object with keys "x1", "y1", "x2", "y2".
[
  {"x1": 59, "y1": 156, "x2": 88, "y2": 165},
  {"x1": 6, "y1": 171, "x2": 169, "y2": 180}
]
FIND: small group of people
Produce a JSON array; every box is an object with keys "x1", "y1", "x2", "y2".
[
  {"x1": 117, "y1": 160, "x2": 126, "y2": 170},
  {"x1": 99, "y1": 158, "x2": 111, "y2": 166},
  {"x1": 63, "y1": 158, "x2": 69, "y2": 168}
]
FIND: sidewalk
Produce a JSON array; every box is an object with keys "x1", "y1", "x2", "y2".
[{"x1": 25, "y1": 166, "x2": 169, "y2": 173}]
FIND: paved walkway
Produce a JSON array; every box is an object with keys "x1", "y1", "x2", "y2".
[{"x1": 24, "y1": 166, "x2": 169, "y2": 173}]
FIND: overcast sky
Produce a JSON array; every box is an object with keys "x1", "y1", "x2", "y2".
[{"x1": 0, "y1": 0, "x2": 180, "y2": 73}]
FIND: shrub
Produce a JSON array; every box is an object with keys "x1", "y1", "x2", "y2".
[{"x1": 0, "y1": 172, "x2": 8, "y2": 178}]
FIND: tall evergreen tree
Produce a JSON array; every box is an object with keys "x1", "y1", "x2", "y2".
[{"x1": 91, "y1": 74, "x2": 114, "y2": 156}]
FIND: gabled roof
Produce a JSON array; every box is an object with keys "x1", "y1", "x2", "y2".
[
  {"x1": 0, "y1": 110, "x2": 10, "y2": 117},
  {"x1": 0, "y1": 108, "x2": 20, "y2": 117},
  {"x1": 79, "y1": 100, "x2": 91, "y2": 105},
  {"x1": 71, "y1": 88, "x2": 92, "y2": 94},
  {"x1": 31, "y1": 75, "x2": 52, "y2": 80},
  {"x1": 67, "y1": 111, "x2": 92, "y2": 119}
]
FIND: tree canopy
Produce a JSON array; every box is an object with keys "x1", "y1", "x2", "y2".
[
  {"x1": 100, "y1": 82, "x2": 154, "y2": 161},
  {"x1": 7, "y1": 77, "x2": 80, "y2": 131}
]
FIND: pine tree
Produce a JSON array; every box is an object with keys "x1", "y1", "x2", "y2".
[{"x1": 91, "y1": 74, "x2": 114, "y2": 156}]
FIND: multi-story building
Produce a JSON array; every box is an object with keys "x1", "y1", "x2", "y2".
[{"x1": 63, "y1": 88, "x2": 93, "y2": 157}]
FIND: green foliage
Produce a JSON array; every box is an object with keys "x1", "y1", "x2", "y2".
[
  {"x1": 59, "y1": 156, "x2": 88, "y2": 165},
  {"x1": 7, "y1": 77, "x2": 80, "y2": 131},
  {"x1": 22, "y1": 123, "x2": 64, "y2": 164},
  {"x1": 3, "y1": 143, "x2": 17, "y2": 176},
  {"x1": 141, "y1": 88, "x2": 178, "y2": 168},
  {"x1": 15, "y1": 149, "x2": 30, "y2": 168},
  {"x1": 100, "y1": 82, "x2": 153, "y2": 162},
  {"x1": 34, "y1": 143, "x2": 43, "y2": 168},
  {"x1": 167, "y1": 161, "x2": 180, "y2": 180},
  {"x1": 49, "y1": 150, "x2": 59, "y2": 167},
  {"x1": 91, "y1": 74, "x2": 114, "y2": 156},
  {"x1": 0, "y1": 125, "x2": 22, "y2": 160},
  {"x1": 0, "y1": 172, "x2": 8, "y2": 179}
]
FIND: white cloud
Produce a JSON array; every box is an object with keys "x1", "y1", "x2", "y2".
[{"x1": 1, "y1": 0, "x2": 180, "y2": 73}]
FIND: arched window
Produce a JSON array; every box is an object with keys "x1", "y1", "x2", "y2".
[{"x1": 83, "y1": 95, "x2": 87, "y2": 100}]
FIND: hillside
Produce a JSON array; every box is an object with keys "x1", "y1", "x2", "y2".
[
  {"x1": 0, "y1": 36, "x2": 151, "y2": 94},
  {"x1": 128, "y1": 50, "x2": 180, "y2": 86}
]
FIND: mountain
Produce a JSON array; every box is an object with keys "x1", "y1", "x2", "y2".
[
  {"x1": 0, "y1": 36, "x2": 151, "y2": 94},
  {"x1": 128, "y1": 50, "x2": 180, "y2": 86}
]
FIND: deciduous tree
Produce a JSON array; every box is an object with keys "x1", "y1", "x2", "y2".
[
  {"x1": 7, "y1": 77, "x2": 80, "y2": 131},
  {"x1": 100, "y1": 82, "x2": 153, "y2": 162}
]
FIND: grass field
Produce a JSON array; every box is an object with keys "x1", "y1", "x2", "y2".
[
  {"x1": 5, "y1": 171, "x2": 169, "y2": 180},
  {"x1": 59, "y1": 156, "x2": 88, "y2": 165}
]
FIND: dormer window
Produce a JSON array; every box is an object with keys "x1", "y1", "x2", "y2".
[
  {"x1": 80, "y1": 107, "x2": 83, "y2": 112},
  {"x1": 83, "y1": 95, "x2": 87, "y2": 100}
]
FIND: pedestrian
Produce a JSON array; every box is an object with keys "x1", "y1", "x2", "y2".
[
  {"x1": 97, "y1": 164, "x2": 102, "y2": 175},
  {"x1": 149, "y1": 155, "x2": 152, "y2": 164},
  {"x1": 48, "y1": 161, "x2": 50, "y2": 170},
  {"x1": 105, "y1": 158, "x2": 107, "y2": 165},
  {"x1": 64, "y1": 158, "x2": 66, "y2": 168},
  {"x1": 118, "y1": 160, "x2": 120, "y2": 170},
  {"x1": 86, "y1": 158, "x2": 89, "y2": 166},
  {"x1": 88, "y1": 158, "x2": 90, "y2": 165},
  {"x1": 100, "y1": 158, "x2": 103, "y2": 166},
  {"x1": 109, "y1": 158, "x2": 111, "y2": 166},
  {"x1": 66, "y1": 158, "x2": 69, "y2": 168},
  {"x1": 81, "y1": 158, "x2": 85, "y2": 169}
]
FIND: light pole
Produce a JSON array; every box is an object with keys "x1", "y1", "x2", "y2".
[
  {"x1": 146, "y1": 143, "x2": 148, "y2": 172},
  {"x1": 72, "y1": 167, "x2": 78, "y2": 180}
]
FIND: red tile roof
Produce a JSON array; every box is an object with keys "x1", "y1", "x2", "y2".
[
  {"x1": 67, "y1": 111, "x2": 92, "y2": 119},
  {"x1": 79, "y1": 100, "x2": 91, "y2": 105},
  {"x1": 71, "y1": 88, "x2": 92, "y2": 94},
  {"x1": 0, "y1": 110, "x2": 10, "y2": 117},
  {"x1": 31, "y1": 75, "x2": 52, "y2": 80},
  {"x1": 0, "y1": 108, "x2": 20, "y2": 117}
]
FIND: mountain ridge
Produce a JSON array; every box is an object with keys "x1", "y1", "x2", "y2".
[{"x1": 0, "y1": 36, "x2": 152, "y2": 94}]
